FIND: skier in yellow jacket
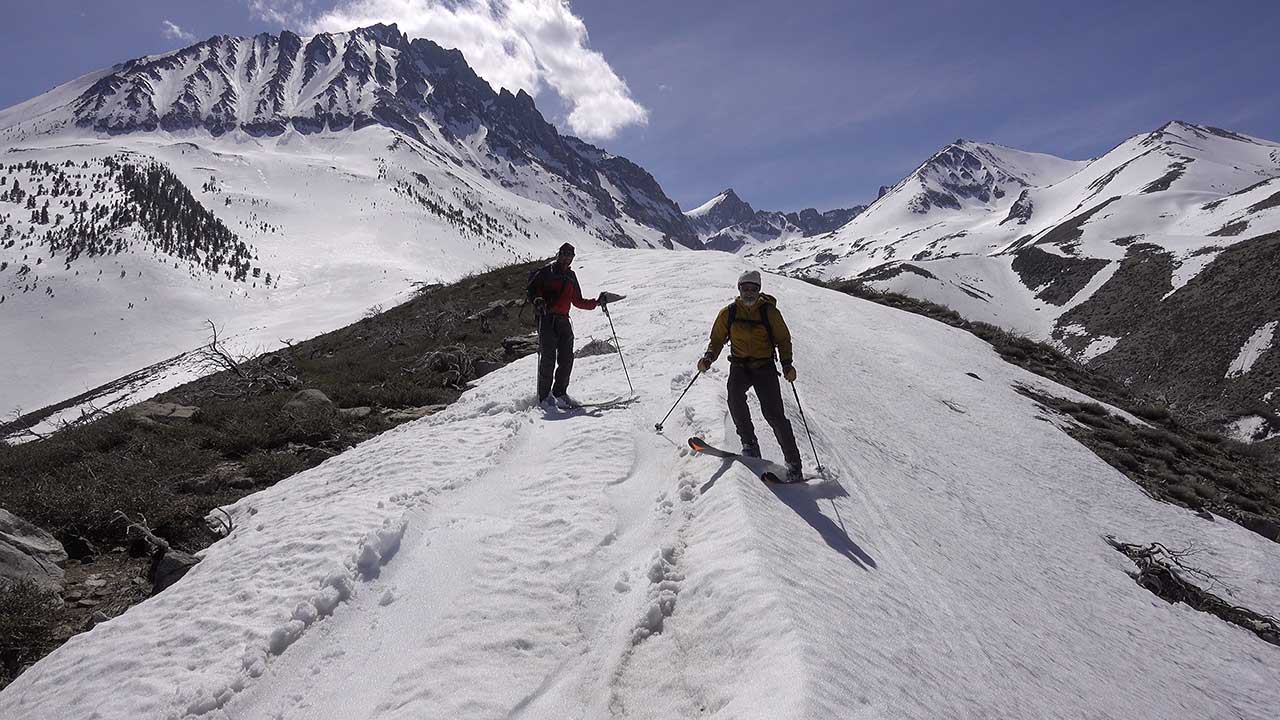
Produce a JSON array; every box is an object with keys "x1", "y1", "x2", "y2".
[{"x1": 697, "y1": 270, "x2": 803, "y2": 482}]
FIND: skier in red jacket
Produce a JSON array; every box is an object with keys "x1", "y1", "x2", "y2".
[{"x1": 526, "y1": 243, "x2": 605, "y2": 408}]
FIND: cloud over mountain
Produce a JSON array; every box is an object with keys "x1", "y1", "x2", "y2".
[
  {"x1": 249, "y1": 0, "x2": 647, "y2": 139},
  {"x1": 162, "y1": 20, "x2": 196, "y2": 42}
]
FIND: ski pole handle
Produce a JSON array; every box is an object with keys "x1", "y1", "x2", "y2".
[{"x1": 655, "y1": 372, "x2": 700, "y2": 432}]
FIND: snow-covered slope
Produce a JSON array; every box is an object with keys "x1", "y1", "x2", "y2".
[
  {"x1": 3, "y1": 250, "x2": 1277, "y2": 719},
  {"x1": 0, "y1": 24, "x2": 699, "y2": 422},
  {"x1": 752, "y1": 122, "x2": 1280, "y2": 427},
  {"x1": 754, "y1": 123, "x2": 1280, "y2": 313}
]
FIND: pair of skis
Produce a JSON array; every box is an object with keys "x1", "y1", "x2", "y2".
[
  {"x1": 687, "y1": 437, "x2": 811, "y2": 484},
  {"x1": 549, "y1": 395, "x2": 639, "y2": 412}
]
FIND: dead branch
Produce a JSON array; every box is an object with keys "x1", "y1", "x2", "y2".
[
  {"x1": 198, "y1": 319, "x2": 246, "y2": 378},
  {"x1": 113, "y1": 510, "x2": 171, "y2": 554},
  {"x1": 209, "y1": 508, "x2": 234, "y2": 537},
  {"x1": 1106, "y1": 535, "x2": 1279, "y2": 647},
  {"x1": 195, "y1": 320, "x2": 300, "y2": 398}
]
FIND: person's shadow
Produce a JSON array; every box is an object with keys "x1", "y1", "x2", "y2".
[{"x1": 700, "y1": 457, "x2": 877, "y2": 570}]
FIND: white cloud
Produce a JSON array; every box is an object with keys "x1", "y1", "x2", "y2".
[
  {"x1": 249, "y1": 0, "x2": 309, "y2": 27},
  {"x1": 162, "y1": 20, "x2": 196, "y2": 43},
  {"x1": 248, "y1": 0, "x2": 647, "y2": 140}
]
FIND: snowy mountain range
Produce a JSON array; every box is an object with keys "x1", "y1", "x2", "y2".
[
  {"x1": 685, "y1": 188, "x2": 864, "y2": 252},
  {"x1": 0, "y1": 24, "x2": 700, "y2": 425},
  {"x1": 5, "y1": 23, "x2": 696, "y2": 250},
  {"x1": 751, "y1": 122, "x2": 1280, "y2": 435},
  {"x1": 2, "y1": 21, "x2": 1277, "y2": 441}
]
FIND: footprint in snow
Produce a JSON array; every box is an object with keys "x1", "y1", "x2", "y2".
[{"x1": 631, "y1": 544, "x2": 683, "y2": 644}]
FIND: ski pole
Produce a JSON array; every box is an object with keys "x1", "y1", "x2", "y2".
[
  {"x1": 534, "y1": 310, "x2": 543, "y2": 400},
  {"x1": 602, "y1": 305, "x2": 635, "y2": 396},
  {"x1": 655, "y1": 372, "x2": 700, "y2": 432},
  {"x1": 790, "y1": 381, "x2": 823, "y2": 472}
]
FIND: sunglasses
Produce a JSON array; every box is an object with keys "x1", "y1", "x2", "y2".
[{"x1": 738, "y1": 283, "x2": 761, "y2": 291}]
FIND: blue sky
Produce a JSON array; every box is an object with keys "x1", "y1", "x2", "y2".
[{"x1": 2, "y1": 1, "x2": 1277, "y2": 212}]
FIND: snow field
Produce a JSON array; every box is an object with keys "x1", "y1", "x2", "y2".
[
  {"x1": 1227, "y1": 320, "x2": 1277, "y2": 378},
  {"x1": 2, "y1": 250, "x2": 1278, "y2": 719}
]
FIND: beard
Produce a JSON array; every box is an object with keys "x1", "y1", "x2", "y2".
[{"x1": 740, "y1": 294, "x2": 760, "y2": 306}]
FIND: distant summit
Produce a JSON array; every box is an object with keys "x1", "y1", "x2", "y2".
[{"x1": 685, "y1": 188, "x2": 865, "y2": 253}]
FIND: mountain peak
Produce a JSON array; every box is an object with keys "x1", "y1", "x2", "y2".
[
  {"x1": 355, "y1": 22, "x2": 405, "y2": 46},
  {"x1": 685, "y1": 188, "x2": 757, "y2": 240},
  {"x1": 898, "y1": 138, "x2": 1084, "y2": 214}
]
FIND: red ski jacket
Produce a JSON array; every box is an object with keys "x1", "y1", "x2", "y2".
[{"x1": 527, "y1": 263, "x2": 598, "y2": 316}]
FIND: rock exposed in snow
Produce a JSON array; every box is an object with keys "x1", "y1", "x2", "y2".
[
  {"x1": 282, "y1": 389, "x2": 335, "y2": 414},
  {"x1": 150, "y1": 550, "x2": 200, "y2": 594},
  {"x1": 0, "y1": 509, "x2": 67, "y2": 591},
  {"x1": 128, "y1": 402, "x2": 199, "y2": 421}
]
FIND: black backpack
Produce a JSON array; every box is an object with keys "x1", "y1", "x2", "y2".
[{"x1": 525, "y1": 263, "x2": 574, "y2": 319}]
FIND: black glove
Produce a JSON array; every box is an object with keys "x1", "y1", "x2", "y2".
[{"x1": 532, "y1": 297, "x2": 545, "y2": 311}]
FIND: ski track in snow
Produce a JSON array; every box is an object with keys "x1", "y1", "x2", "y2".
[{"x1": 2, "y1": 251, "x2": 1279, "y2": 720}]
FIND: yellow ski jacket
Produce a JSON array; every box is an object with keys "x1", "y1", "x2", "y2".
[{"x1": 703, "y1": 294, "x2": 793, "y2": 367}]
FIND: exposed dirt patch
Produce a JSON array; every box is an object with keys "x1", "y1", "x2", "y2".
[
  {"x1": 1077, "y1": 232, "x2": 1280, "y2": 427},
  {"x1": 857, "y1": 262, "x2": 937, "y2": 283},
  {"x1": 1053, "y1": 244, "x2": 1174, "y2": 357},
  {"x1": 999, "y1": 189, "x2": 1033, "y2": 226},
  {"x1": 1210, "y1": 220, "x2": 1250, "y2": 237},
  {"x1": 1017, "y1": 385, "x2": 1280, "y2": 537},
  {"x1": 1010, "y1": 246, "x2": 1109, "y2": 306},
  {"x1": 1248, "y1": 190, "x2": 1280, "y2": 214},
  {"x1": 1141, "y1": 158, "x2": 1191, "y2": 194},
  {"x1": 1024, "y1": 195, "x2": 1121, "y2": 254}
]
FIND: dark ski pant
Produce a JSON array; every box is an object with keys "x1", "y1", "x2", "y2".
[
  {"x1": 537, "y1": 313, "x2": 575, "y2": 400},
  {"x1": 727, "y1": 361, "x2": 802, "y2": 468}
]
